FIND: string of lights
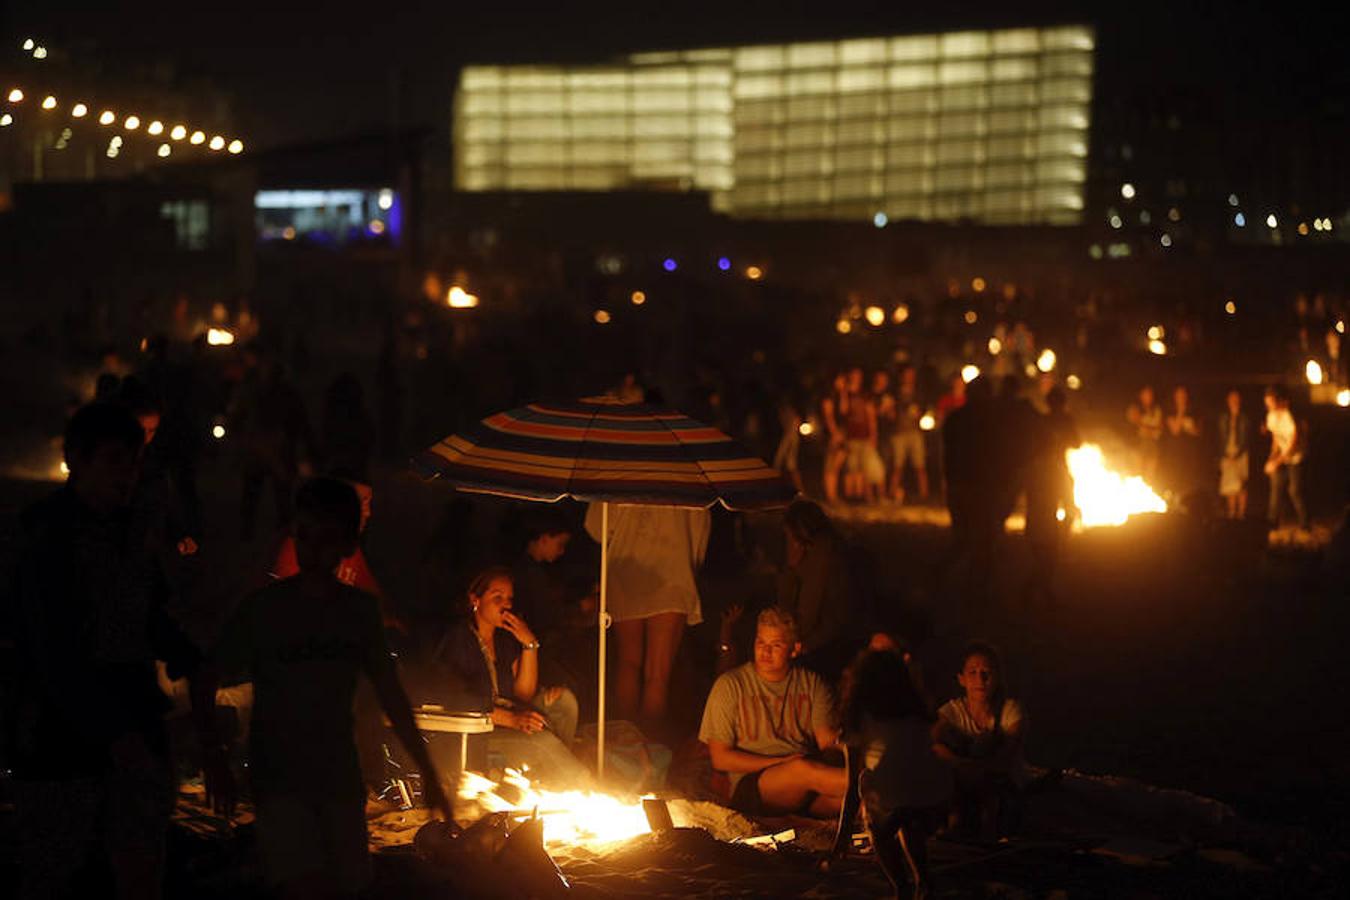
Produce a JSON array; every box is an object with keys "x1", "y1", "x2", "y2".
[{"x1": 3, "y1": 36, "x2": 246, "y2": 156}]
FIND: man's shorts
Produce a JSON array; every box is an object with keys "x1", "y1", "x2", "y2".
[
  {"x1": 891, "y1": 431, "x2": 926, "y2": 469},
  {"x1": 255, "y1": 792, "x2": 372, "y2": 891},
  {"x1": 730, "y1": 769, "x2": 768, "y2": 816}
]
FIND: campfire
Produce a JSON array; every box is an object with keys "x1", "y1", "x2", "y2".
[
  {"x1": 457, "y1": 769, "x2": 654, "y2": 850},
  {"x1": 1066, "y1": 443, "x2": 1167, "y2": 528}
]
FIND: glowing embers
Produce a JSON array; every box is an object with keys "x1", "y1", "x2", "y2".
[
  {"x1": 458, "y1": 769, "x2": 652, "y2": 849},
  {"x1": 1067, "y1": 443, "x2": 1166, "y2": 528}
]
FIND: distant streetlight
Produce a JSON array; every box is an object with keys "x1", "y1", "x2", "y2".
[{"x1": 1120, "y1": 183, "x2": 1136, "y2": 200}]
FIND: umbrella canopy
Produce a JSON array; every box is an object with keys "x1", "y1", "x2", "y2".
[{"x1": 414, "y1": 398, "x2": 796, "y2": 510}]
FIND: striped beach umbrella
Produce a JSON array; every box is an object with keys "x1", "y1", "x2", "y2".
[
  {"x1": 415, "y1": 398, "x2": 796, "y2": 777},
  {"x1": 414, "y1": 398, "x2": 796, "y2": 510}
]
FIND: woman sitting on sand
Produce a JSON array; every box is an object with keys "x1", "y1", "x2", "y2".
[
  {"x1": 933, "y1": 642, "x2": 1028, "y2": 838},
  {"x1": 435, "y1": 566, "x2": 590, "y2": 786},
  {"x1": 839, "y1": 648, "x2": 952, "y2": 899}
]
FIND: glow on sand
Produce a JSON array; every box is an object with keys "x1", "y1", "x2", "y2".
[
  {"x1": 458, "y1": 769, "x2": 652, "y2": 849},
  {"x1": 1067, "y1": 443, "x2": 1167, "y2": 528}
]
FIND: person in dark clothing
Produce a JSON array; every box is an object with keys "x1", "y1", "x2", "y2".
[
  {"x1": 511, "y1": 512, "x2": 597, "y2": 701},
  {"x1": 432, "y1": 567, "x2": 588, "y2": 786},
  {"x1": 942, "y1": 377, "x2": 1001, "y2": 602},
  {"x1": 776, "y1": 499, "x2": 862, "y2": 680},
  {"x1": 1023, "y1": 388, "x2": 1082, "y2": 604},
  {"x1": 7, "y1": 403, "x2": 232, "y2": 900},
  {"x1": 230, "y1": 352, "x2": 316, "y2": 541},
  {"x1": 320, "y1": 372, "x2": 376, "y2": 483}
]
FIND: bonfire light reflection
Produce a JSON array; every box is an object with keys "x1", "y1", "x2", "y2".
[
  {"x1": 458, "y1": 769, "x2": 653, "y2": 849},
  {"x1": 1067, "y1": 443, "x2": 1167, "y2": 528}
]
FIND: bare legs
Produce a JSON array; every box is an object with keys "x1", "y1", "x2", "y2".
[
  {"x1": 612, "y1": 612, "x2": 686, "y2": 723},
  {"x1": 755, "y1": 757, "x2": 850, "y2": 817}
]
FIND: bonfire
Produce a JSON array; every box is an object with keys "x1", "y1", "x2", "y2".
[{"x1": 1066, "y1": 443, "x2": 1167, "y2": 528}]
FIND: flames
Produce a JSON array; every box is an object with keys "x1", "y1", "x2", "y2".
[
  {"x1": 1066, "y1": 443, "x2": 1167, "y2": 528},
  {"x1": 458, "y1": 769, "x2": 653, "y2": 849}
]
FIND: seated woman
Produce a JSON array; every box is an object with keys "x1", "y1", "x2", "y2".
[
  {"x1": 837, "y1": 648, "x2": 952, "y2": 900},
  {"x1": 933, "y1": 642, "x2": 1027, "y2": 838},
  {"x1": 434, "y1": 566, "x2": 590, "y2": 787}
]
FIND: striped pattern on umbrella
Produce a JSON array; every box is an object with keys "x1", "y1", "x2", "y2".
[{"x1": 414, "y1": 399, "x2": 797, "y2": 510}]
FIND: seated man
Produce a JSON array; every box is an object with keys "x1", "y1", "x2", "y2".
[{"x1": 699, "y1": 607, "x2": 848, "y2": 817}]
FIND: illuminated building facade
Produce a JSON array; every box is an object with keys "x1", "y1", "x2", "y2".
[{"x1": 455, "y1": 26, "x2": 1094, "y2": 225}]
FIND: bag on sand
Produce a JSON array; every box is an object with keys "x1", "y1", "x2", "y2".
[{"x1": 575, "y1": 721, "x2": 671, "y2": 794}]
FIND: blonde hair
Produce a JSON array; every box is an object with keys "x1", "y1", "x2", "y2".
[{"x1": 756, "y1": 607, "x2": 799, "y2": 645}]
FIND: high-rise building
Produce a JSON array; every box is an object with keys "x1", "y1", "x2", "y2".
[{"x1": 454, "y1": 25, "x2": 1094, "y2": 226}]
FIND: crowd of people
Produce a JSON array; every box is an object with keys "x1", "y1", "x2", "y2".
[{"x1": 1, "y1": 279, "x2": 1342, "y2": 899}]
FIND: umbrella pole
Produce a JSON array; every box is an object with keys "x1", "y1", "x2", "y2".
[{"x1": 597, "y1": 501, "x2": 608, "y2": 780}]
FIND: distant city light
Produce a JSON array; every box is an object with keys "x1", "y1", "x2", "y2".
[
  {"x1": 891, "y1": 304, "x2": 909, "y2": 324},
  {"x1": 717, "y1": 256, "x2": 731, "y2": 271},
  {"x1": 1167, "y1": 207, "x2": 1181, "y2": 222},
  {"x1": 22, "y1": 39, "x2": 34, "y2": 51},
  {"x1": 33, "y1": 46, "x2": 47, "y2": 59},
  {"x1": 594, "y1": 309, "x2": 611, "y2": 324},
  {"x1": 1266, "y1": 213, "x2": 1278, "y2": 229},
  {"x1": 1066, "y1": 374, "x2": 1083, "y2": 390},
  {"x1": 662, "y1": 258, "x2": 677, "y2": 272},
  {"x1": 206, "y1": 328, "x2": 235, "y2": 346},
  {"x1": 798, "y1": 421, "x2": 815, "y2": 437},
  {"x1": 1233, "y1": 212, "x2": 1246, "y2": 227},
  {"x1": 971, "y1": 277, "x2": 986, "y2": 293},
  {"x1": 0, "y1": 114, "x2": 10, "y2": 127},
  {"x1": 1160, "y1": 233, "x2": 1172, "y2": 247},
  {"x1": 961, "y1": 364, "x2": 980, "y2": 384},
  {"x1": 212, "y1": 424, "x2": 226, "y2": 440},
  {"x1": 60, "y1": 461, "x2": 69, "y2": 476},
  {"x1": 282, "y1": 226, "x2": 296, "y2": 240},
  {"x1": 745, "y1": 265, "x2": 763, "y2": 280},
  {"x1": 1225, "y1": 300, "x2": 1237, "y2": 315},
  {"x1": 124, "y1": 115, "x2": 140, "y2": 129},
  {"x1": 1089, "y1": 243, "x2": 1103, "y2": 259},
  {"x1": 1148, "y1": 339, "x2": 1168, "y2": 356},
  {"x1": 41, "y1": 95, "x2": 56, "y2": 110},
  {"x1": 71, "y1": 102, "x2": 88, "y2": 117},
  {"x1": 630, "y1": 290, "x2": 646, "y2": 306},
  {"x1": 1336, "y1": 320, "x2": 1345, "y2": 334},
  {"x1": 157, "y1": 143, "x2": 171, "y2": 158},
  {"x1": 919, "y1": 411, "x2": 937, "y2": 431},
  {"x1": 228, "y1": 139, "x2": 244, "y2": 154},
  {"x1": 988, "y1": 337, "x2": 1002, "y2": 355},
  {"x1": 1305, "y1": 359, "x2": 1324, "y2": 386},
  {"x1": 207, "y1": 135, "x2": 224, "y2": 151},
  {"x1": 1120, "y1": 183, "x2": 1136, "y2": 200},
  {"x1": 873, "y1": 211, "x2": 888, "y2": 228},
  {"x1": 1227, "y1": 193, "x2": 1239, "y2": 207},
  {"x1": 447, "y1": 286, "x2": 480, "y2": 309},
  {"x1": 964, "y1": 310, "x2": 978, "y2": 324},
  {"x1": 170, "y1": 124, "x2": 187, "y2": 140},
  {"x1": 865, "y1": 305, "x2": 885, "y2": 327},
  {"x1": 1139, "y1": 210, "x2": 1152, "y2": 225},
  {"x1": 6, "y1": 88, "x2": 22, "y2": 103},
  {"x1": 1147, "y1": 325, "x2": 1164, "y2": 341},
  {"x1": 378, "y1": 188, "x2": 394, "y2": 210},
  {"x1": 1338, "y1": 389, "x2": 1350, "y2": 408},
  {"x1": 147, "y1": 120, "x2": 164, "y2": 135},
  {"x1": 1109, "y1": 214, "x2": 1123, "y2": 229},
  {"x1": 1297, "y1": 222, "x2": 1309, "y2": 236},
  {"x1": 836, "y1": 318, "x2": 852, "y2": 335},
  {"x1": 190, "y1": 130, "x2": 205, "y2": 144},
  {"x1": 1037, "y1": 348, "x2": 1057, "y2": 372},
  {"x1": 367, "y1": 219, "x2": 385, "y2": 235}
]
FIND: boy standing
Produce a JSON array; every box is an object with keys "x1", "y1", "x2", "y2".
[{"x1": 217, "y1": 477, "x2": 450, "y2": 897}]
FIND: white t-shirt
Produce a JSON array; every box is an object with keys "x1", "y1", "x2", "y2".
[
  {"x1": 937, "y1": 697, "x2": 1029, "y2": 786},
  {"x1": 584, "y1": 503, "x2": 710, "y2": 624},
  {"x1": 1265, "y1": 408, "x2": 1303, "y2": 464}
]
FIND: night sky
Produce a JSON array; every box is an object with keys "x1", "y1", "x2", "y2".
[{"x1": 7, "y1": 0, "x2": 1348, "y2": 191}]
